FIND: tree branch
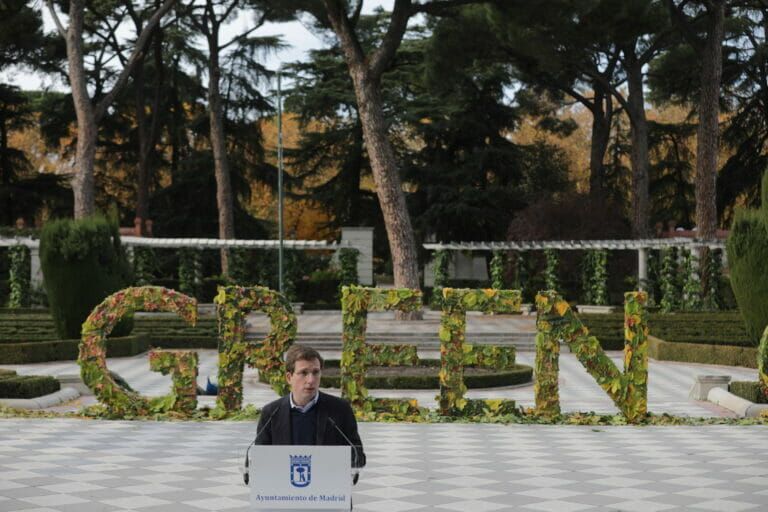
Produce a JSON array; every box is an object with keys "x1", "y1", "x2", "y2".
[
  {"x1": 94, "y1": 0, "x2": 177, "y2": 122},
  {"x1": 665, "y1": 0, "x2": 705, "y2": 52},
  {"x1": 45, "y1": 0, "x2": 67, "y2": 38},
  {"x1": 411, "y1": 0, "x2": 478, "y2": 15},
  {"x1": 369, "y1": 0, "x2": 411, "y2": 80},
  {"x1": 350, "y1": 0, "x2": 364, "y2": 27},
  {"x1": 323, "y1": 0, "x2": 366, "y2": 70},
  {"x1": 219, "y1": 10, "x2": 267, "y2": 51}
]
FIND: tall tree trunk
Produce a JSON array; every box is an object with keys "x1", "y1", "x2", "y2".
[
  {"x1": 66, "y1": 0, "x2": 96, "y2": 219},
  {"x1": 207, "y1": 35, "x2": 235, "y2": 275},
  {"x1": 72, "y1": 116, "x2": 98, "y2": 219},
  {"x1": 625, "y1": 52, "x2": 650, "y2": 238},
  {"x1": 696, "y1": 1, "x2": 724, "y2": 240},
  {"x1": 134, "y1": 59, "x2": 150, "y2": 233},
  {"x1": 589, "y1": 88, "x2": 611, "y2": 198},
  {"x1": 134, "y1": 29, "x2": 164, "y2": 236},
  {"x1": 49, "y1": 0, "x2": 176, "y2": 219},
  {"x1": 352, "y1": 74, "x2": 420, "y2": 297},
  {"x1": 322, "y1": 0, "x2": 422, "y2": 319},
  {"x1": 1, "y1": 114, "x2": 11, "y2": 224}
]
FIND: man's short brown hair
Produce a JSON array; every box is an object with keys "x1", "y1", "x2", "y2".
[{"x1": 285, "y1": 344, "x2": 324, "y2": 373}]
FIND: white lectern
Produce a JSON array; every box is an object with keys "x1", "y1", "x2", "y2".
[{"x1": 249, "y1": 445, "x2": 353, "y2": 511}]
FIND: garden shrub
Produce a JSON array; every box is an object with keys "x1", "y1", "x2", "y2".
[
  {"x1": 0, "y1": 371, "x2": 60, "y2": 399},
  {"x1": 133, "y1": 247, "x2": 156, "y2": 286},
  {"x1": 490, "y1": 251, "x2": 505, "y2": 289},
  {"x1": 543, "y1": 249, "x2": 560, "y2": 292},
  {"x1": 431, "y1": 250, "x2": 450, "y2": 307},
  {"x1": 310, "y1": 361, "x2": 533, "y2": 389},
  {"x1": 702, "y1": 249, "x2": 723, "y2": 310},
  {"x1": 581, "y1": 249, "x2": 608, "y2": 305},
  {"x1": 647, "y1": 336, "x2": 757, "y2": 368},
  {"x1": 178, "y1": 249, "x2": 202, "y2": 298},
  {"x1": 659, "y1": 248, "x2": 680, "y2": 312},
  {"x1": 40, "y1": 216, "x2": 134, "y2": 339},
  {"x1": 728, "y1": 171, "x2": 768, "y2": 343},
  {"x1": 730, "y1": 381, "x2": 766, "y2": 404},
  {"x1": 680, "y1": 249, "x2": 703, "y2": 311}
]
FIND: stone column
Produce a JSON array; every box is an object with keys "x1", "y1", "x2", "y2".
[
  {"x1": 29, "y1": 245, "x2": 43, "y2": 290},
  {"x1": 340, "y1": 227, "x2": 374, "y2": 285},
  {"x1": 637, "y1": 248, "x2": 648, "y2": 291}
]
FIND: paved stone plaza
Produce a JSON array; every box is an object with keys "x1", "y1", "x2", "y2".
[
  {"x1": 0, "y1": 419, "x2": 767, "y2": 511},
  {"x1": 0, "y1": 310, "x2": 766, "y2": 510}
]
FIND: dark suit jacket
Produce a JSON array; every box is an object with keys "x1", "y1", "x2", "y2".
[{"x1": 254, "y1": 391, "x2": 366, "y2": 468}]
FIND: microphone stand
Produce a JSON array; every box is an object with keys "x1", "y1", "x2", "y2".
[
  {"x1": 243, "y1": 407, "x2": 279, "y2": 485},
  {"x1": 328, "y1": 417, "x2": 362, "y2": 485}
]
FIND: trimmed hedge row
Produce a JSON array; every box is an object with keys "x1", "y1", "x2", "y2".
[
  {"x1": 730, "y1": 381, "x2": 767, "y2": 404},
  {"x1": 583, "y1": 312, "x2": 752, "y2": 350},
  {"x1": 0, "y1": 370, "x2": 61, "y2": 399},
  {"x1": 647, "y1": 336, "x2": 758, "y2": 368},
  {"x1": 0, "y1": 334, "x2": 219, "y2": 364},
  {"x1": 0, "y1": 313, "x2": 218, "y2": 345},
  {"x1": 266, "y1": 360, "x2": 534, "y2": 389}
]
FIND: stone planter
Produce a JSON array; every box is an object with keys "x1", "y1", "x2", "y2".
[{"x1": 576, "y1": 305, "x2": 616, "y2": 314}]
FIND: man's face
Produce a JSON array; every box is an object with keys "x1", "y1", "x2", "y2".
[{"x1": 287, "y1": 358, "x2": 321, "y2": 406}]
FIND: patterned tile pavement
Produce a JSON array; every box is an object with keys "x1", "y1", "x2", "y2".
[
  {"x1": 0, "y1": 419, "x2": 767, "y2": 511},
  {"x1": 0, "y1": 311, "x2": 765, "y2": 510}
]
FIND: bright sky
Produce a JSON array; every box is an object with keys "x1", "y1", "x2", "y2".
[{"x1": 2, "y1": 1, "x2": 395, "y2": 92}]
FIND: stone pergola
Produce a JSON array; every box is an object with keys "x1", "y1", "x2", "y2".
[
  {"x1": 0, "y1": 227, "x2": 375, "y2": 288},
  {"x1": 423, "y1": 238, "x2": 726, "y2": 290}
]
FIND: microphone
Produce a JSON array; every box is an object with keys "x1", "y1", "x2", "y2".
[
  {"x1": 243, "y1": 407, "x2": 279, "y2": 485},
  {"x1": 327, "y1": 417, "x2": 362, "y2": 485}
]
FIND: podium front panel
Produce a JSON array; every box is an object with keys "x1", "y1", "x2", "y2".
[{"x1": 249, "y1": 445, "x2": 352, "y2": 511}]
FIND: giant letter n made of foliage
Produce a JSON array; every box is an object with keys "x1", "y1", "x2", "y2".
[{"x1": 534, "y1": 291, "x2": 648, "y2": 422}]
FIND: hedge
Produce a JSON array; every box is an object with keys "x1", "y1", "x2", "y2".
[
  {"x1": 0, "y1": 371, "x2": 60, "y2": 399},
  {"x1": 0, "y1": 335, "x2": 154, "y2": 364},
  {"x1": 730, "y1": 381, "x2": 767, "y2": 404},
  {"x1": 262, "y1": 360, "x2": 534, "y2": 389},
  {"x1": 647, "y1": 336, "x2": 758, "y2": 368},
  {"x1": 582, "y1": 311, "x2": 752, "y2": 350}
]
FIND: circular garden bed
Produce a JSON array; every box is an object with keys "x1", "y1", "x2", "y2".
[{"x1": 261, "y1": 359, "x2": 533, "y2": 389}]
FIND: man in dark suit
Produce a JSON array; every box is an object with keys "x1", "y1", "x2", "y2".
[{"x1": 254, "y1": 344, "x2": 366, "y2": 468}]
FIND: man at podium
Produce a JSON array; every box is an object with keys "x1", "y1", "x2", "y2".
[{"x1": 255, "y1": 345, "x2": 366, "y2": 468}]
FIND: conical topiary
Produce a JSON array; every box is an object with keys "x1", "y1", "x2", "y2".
[
  {"x1": 727, "y1": 171, "x2": 768, "y2": 344},
  {"x1": 40, "y1": 215, "x2": 134, "y2": 339}
]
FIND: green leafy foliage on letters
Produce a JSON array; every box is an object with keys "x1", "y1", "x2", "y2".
[
  {"x1": 340, "y1": 285, "x2": 422, "y2": 416},
  {"x1": 534, "y1": 291, "x2": 648, "y2": 423},
  {"x1": 79, "y1": 286, "x2": 197, "y2": 417},
  {"x1": 439, "y1": 288, "x2": 522, "y2": 416},
  {"x1": 214, "y1": 286, "x2": 297, "y2": 413}
]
